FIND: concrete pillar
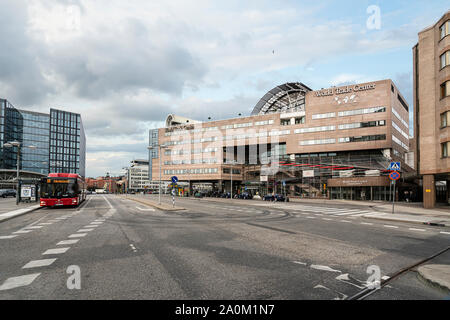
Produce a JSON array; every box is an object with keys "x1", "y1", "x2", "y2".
[
  {"x1": 218, "y1": 180, "x2": 223, "y2": 192},
  {"x1": 423, "y1": 175, "x2": 436, "y2": 209},
  {"x1": 189, "y1": 181, "x2": 193, "y2": 196}
]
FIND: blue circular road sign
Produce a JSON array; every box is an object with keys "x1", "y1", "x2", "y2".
[
  {"x1": 389, "y1": 171, "x2": 400, "y2": 181},
  {"x1": 171, "y1": 176, "x2": 178, "y2": 183}
]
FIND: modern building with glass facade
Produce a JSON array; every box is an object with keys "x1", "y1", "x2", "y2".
[
  {"x1": 0, "y1": 99, "x2": 86, "y2": 178},
  {"x1": 148, "y1": 79, "x2": 415, "y2": 201},
  {"x1": 413, "y1": 10, "x2": 450, "y2": 208},
  {"x1": 49, "y1": 108, "x2": 86, "y2": 177}
]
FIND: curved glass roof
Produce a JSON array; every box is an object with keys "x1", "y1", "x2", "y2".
[{"x1": 251, "y1": 82, "x2": 312, "y2": 115}]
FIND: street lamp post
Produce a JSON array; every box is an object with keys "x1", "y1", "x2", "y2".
[
  {"x1": 4, "y1": 141, "x2": 36, "y2": 205},
  {"x1": 148, "y1": 144, "x2": 168, "y2": 205}
]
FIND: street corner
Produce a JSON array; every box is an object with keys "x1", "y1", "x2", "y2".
[{"x1": 417, "y1": 264, "x2": 450, "y2": 292}]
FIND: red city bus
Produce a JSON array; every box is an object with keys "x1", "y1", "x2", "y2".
[{"x1": 40, "y1": 173, "x2": 87, "y2": 207}]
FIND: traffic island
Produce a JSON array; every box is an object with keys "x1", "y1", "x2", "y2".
[
  {"x1": 417, "y1": 264, "x2": 450, "y2": 292},
  {"x1": 121, "y1": 195, "x2": 185, "y2": 211}
]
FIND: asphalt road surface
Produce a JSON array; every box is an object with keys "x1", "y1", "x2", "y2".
[{"x1": 0, "y1": 194, "x2": 449, "y2": 300}]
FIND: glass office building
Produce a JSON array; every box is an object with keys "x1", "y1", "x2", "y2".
[
  {"x1": 0, "y1": 99, "x2": 86, "y2": 177},
  {"x1": 49, "y1": 108, "x2": 86, "y2": 177}
]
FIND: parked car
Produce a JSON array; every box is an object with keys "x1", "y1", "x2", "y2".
[
  {"x1": 194, "y1": 192, "x2": 205, "y2": 198},
  {"x1": 238, "y1": 192, "x2": 253, "y2": 200},
  {"x1": 0, "y1": 189, "x2": 16, "y2": 198},
  {"x1": 263, "y1": 194, "x2": 275, "y2": 201},
  {"x1": 274, "y1": 194, "x2": 286, "y2": 202}
]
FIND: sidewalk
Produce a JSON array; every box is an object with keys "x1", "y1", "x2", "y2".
[
  {"x1": 288, "y1": 198, "x2": 450, "y2": 227},
  {"x1": 121, "y1": 194, "x2": 185, "y2": 211},
  {"x1": 418, "y1": 265, "x2": 450, "y2": 292},
  {"x1": 0, "y1": 203, "x2": 42, "y2": 223}
]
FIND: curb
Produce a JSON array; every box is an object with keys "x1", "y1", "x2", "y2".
[
  {"x1": 0, "y1": 205, "x2": 42, "y2": 223},
  {"x1": 122, "y1": 197, "x2": 185, "y2": 211},
  {"x1": 417, "y1": 265, "x2": 450, "y2": 293},
  {"x1": 364, "y1": 215, "x2": 450, "y2": 228}
]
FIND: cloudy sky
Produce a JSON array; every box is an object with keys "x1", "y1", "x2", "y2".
[{"x1": 0, "y1": 0, "x2": 448, "y2": 177}]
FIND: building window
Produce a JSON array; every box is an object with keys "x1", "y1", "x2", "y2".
[
  {"x1": 440, "y1": 20, "x2": 450, "y2": 40},
  {"x1": 441, "y1": 111, "x2": 450, "y2": 128},
  {"x1": 339, "y1": 134, "x2": 386, "y2": 143},
  {"x1": 441, "y1": 51, "x2": 450, "y2": 69},
  {"x1": 338, "y1": 106, "x2": 386, "y2": 117},
  {"x1": 295, "y1": 117, "x2": 305, "y2": 124},
  {"x1": 280, "y1": 119, "x2": 290, "y2": 126},
  {"x1": 295, "y1": 126, "x2": 335, "y2": 134},
  {"x1": 312, "y1": 112, "x2": 335, "y2": 120},
  {"x1": 338, "y1": 121, "x2": 385, "y2": 130},
  {"x1": 299, "y1": 138, "x2": 335, "y2": 146},
  {"x1": 441, "y1": 81, "x2": 450, "y2": 99},
  {"x1": 442, "y1": 142, "x2": 449, "y2": 158}
]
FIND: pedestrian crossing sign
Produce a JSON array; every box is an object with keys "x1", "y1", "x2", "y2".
[{"x1": 388, "y1": 162, "x2": 401, "y2": 171}]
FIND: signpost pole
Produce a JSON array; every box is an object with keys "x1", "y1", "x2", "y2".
[{"x1": 392, "y1": 180, "x2": 396, "y2": 214}]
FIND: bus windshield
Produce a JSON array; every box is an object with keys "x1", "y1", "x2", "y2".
[{"x1": 40, "y1": 179, "x2": 79, "y2": 198}]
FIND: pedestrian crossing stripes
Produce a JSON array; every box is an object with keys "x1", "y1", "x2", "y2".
[{"x1": 280, "y1": 205, "x2": 381, "y2": 218}]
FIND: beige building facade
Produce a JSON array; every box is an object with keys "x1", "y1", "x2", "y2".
[
  {"x1": 149, "y1": 80, "x2": 414, "y2": 200},
  {"x1": 413, "y1": 10, "x2": 450, "y2": 208}
]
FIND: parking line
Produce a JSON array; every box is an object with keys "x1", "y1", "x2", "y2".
[
  {"x1": 0, "y1": 274, "x2": 41, "y2": 291},
  {"x1": 22, "y1": 259, "x2": 57, "y2": 269},
  {"x1": 57, "y1": 239, "x2": 79, "y2": 245},
  {"x1": 68, "y1": 233, "x2": 87, "y2": 238},
  {"x1": 0, "y1": 235, "x2": 18, "y2": 239},
  {"x1": 43, "y1": 248, "x2": 70, "y2": 255},
  {"x1": 409, "y1": 228, "x2": 426, "y2": 232}
]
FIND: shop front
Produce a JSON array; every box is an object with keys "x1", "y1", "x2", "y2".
[{"x1": 328, "y1": 176, "x2": 392, "y2": 201}]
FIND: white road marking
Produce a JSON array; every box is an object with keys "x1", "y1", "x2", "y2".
[
  {"x1": 136, "y1": 207, "x2": 155, "y2": 211},
  {"x1": 384, "y1": 225, "x2": 399, "y2": 229},
  {"x1": 95, "y1": 219, "x2": 106, "y2": 222},
  {"x1": 77, "y1": 229, "x2": 94, "y2": 232},
  {"x1": 306, "y1": 216, "x2": 316, "y2": 219},
  {"x1": 25, "y1": 226, "x2": 43, "y2": 229},
  {"x1": 90, "y1": 222, "x2": 103, "y2": 225},
  {"x1": 57, "y1": 239, "x2": 79, "y2": 245},
  {"x1": 310, "y1": 265, "x2": 342, "y2": 273},
  {"x1": 0, "y1": 274, "x2": 41, "y2": 291},
  {"x1": 68, "y1": 233, "x2": 87, "y2": 238},
  {"x1": 322, "y1": 218, "x2": 333, "y2": 221},
  {"x1": 440, "y1": 231, "x2": 450, "y2": 235},
  {"x1": 38, "y1": 223, "x2": 53, "y2": 225},
  {"x1": 43, "y1": 247, "x2": 70, "y2": 255},
  {"x1": 102, "y1": 195, "x2": 114, "y2": 209},
  {"x1": 361, "y1": 222, "x2": 373, "y2": 225},
  {"x1": 85, "y1": 225, "x2": 99, "y2": 228},
  {"x1": 0, "y1": 235, "x2": 18, "y2": 239},
  {"x1": 13, "y1": 230, "x2": 33, "y2": 234},
  {"x1": 409, "y1": 228, "x2": 426, "y2": 232},
  {"x1": 22, "y1": 259, "x2": 57, "y2": 269},
  {"x1": 292, "y1": 261, "x2": 307, "y2": 266},
  {"x1": 340, "y1": 220, "x2": 352, "y2": 223}
]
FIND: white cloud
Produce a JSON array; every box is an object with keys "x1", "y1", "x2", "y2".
[{"x1": 0, "y1": 0, "x2": 425, "y2": 177}]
